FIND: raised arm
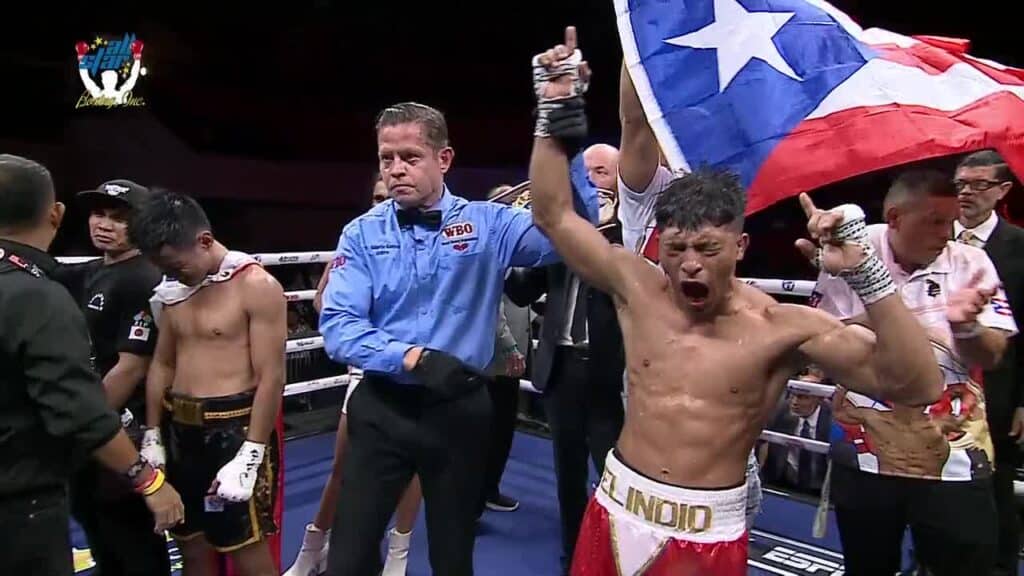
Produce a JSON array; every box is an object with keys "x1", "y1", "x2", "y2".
[
  {"x1": 794, "y1": 196, "x2": 942, "y2": 405},
  {"x1": 619, "y1": 61, "x2": 661, "y2": 192},
  {"x1": 530, "y1": 138, "x2": 634, "y2": 297},
  {"x1": 528, "y1": 27, "x2": 638, "y2": 297},
  {"x1": 319, "y1": 224, "x2": 416, "y2": 376}
]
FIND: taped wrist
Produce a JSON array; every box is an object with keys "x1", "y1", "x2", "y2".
[
  {"x1": 830, "y1": 204, "x2": 868, "y2": 245},
  {"x1": 839, "y1": 247, "x2": 895, "y2": 305},
  {"x1": 534, "y1": 97, "x2": 587, "y2": 155}
]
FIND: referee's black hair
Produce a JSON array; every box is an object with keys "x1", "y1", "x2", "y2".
[
  {"x1": 0, "y1": 154, "x2": 55, "y2": 232},
  {"x1": 129, "y1": 188, "x2": 212, "y2": 254}
]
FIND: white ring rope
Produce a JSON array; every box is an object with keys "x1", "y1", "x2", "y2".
[{"x1": 56, "y1": 251, "x2": 828, "y2": 453}]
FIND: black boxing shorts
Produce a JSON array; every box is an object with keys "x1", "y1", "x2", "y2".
[{"x1": 162, "y1": 390, "x2": 280, "y2": 552}]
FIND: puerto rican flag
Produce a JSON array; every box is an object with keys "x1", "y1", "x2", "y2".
[{"x1": 615, "y1": 0, "x2": 1024, "y2": 215}]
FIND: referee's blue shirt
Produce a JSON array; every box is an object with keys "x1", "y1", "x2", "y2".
[{"x1": 320, "y1": 154, "x2": 599, "y2": 384}]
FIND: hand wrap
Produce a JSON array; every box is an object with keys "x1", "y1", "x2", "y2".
[
  {"x1": 214, "y1": 440, "x2": 265, "y2": 502},
  {"x1": 817, "y1": 204, "x2": 896, "y2": 306},
  {"x1": 140, "y1": 427, "x2": 166, "y2": 470},
  {"x1": 531, "y1": 49, "x2": 588, "y2": 154}
]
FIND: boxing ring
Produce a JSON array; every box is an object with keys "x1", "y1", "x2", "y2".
[{"x1": 63, "y1": 249, "x2": 851, "y2": 575}]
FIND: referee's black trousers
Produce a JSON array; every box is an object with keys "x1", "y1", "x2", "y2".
[
  {"x1": 0, "y1": 490, "x2": 74, "y2": 576},
  {"x1": 327, "y1": 375, "x2": 492, "y2": 576}
]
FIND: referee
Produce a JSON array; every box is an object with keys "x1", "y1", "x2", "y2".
[
  {"x1": 319, "y1": 102, "x2": 597, "y2": 576},
  {"x1": 0, "y1": 155, "x2": 183, "y2": 575},
  {"x1": 53, "y1": 179, "x2": 169, "y2": 575}
]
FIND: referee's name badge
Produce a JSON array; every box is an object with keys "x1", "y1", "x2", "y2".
[{"x1": 441, "y1": 221, "x2": 478, "y2": 252}]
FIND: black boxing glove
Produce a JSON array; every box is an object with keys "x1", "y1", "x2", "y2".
[
  {"x1": 535, "y1": 96, "x2": 588, "y2": 158},
  {"x1": 410, "y1": 348, "x2": 483, "y2": 399}
]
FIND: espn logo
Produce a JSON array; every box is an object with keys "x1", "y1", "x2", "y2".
[{"x1": 760, "y1": 546, "x2": 843, "y2": 575}]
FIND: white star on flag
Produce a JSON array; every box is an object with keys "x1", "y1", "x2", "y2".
[{"x1": 665, "y1": 0, "x2": 800, "y2": 92}]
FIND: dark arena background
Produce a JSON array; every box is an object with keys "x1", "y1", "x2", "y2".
[{"x1": 2, "y1": 1, "x2": 1021, "y2": 575}]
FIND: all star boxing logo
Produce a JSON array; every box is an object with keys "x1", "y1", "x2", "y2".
[{"x1": 74, "y1": 33, "x2": 147, "y2": 109}]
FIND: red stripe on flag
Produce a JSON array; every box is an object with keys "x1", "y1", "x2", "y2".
[
  {"x1": 748, "y1": 92, "x2": 1024, "y2": 214},
  {"x1": 871, "y1": 41, "x2": 1024, "y2": 86}
]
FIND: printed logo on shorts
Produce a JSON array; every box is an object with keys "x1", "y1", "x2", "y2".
[
  {"x1": 129, "y1": 310, "x2": 153, "y2": 341},
  {"x1": 74, "y1": 33, "x2": 148, "y2": 109},
  {"x1": 441, "y1": 221, "x2": 479, "y2": 251}
]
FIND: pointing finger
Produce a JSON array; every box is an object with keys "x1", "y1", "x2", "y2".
[
  {"x1": 798, "y1": 193, "x2": 818, "y2": 219},
  {"x1": 565, "y1": 26, "x2": 578, "y2": 51}
]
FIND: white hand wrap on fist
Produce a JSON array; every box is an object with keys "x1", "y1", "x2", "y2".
[
  {"x1": 744, "y1": 449, "x2": 762, "y2": 529},
  {"x1": 140, "y1": 427, "x2": 166, "y2": 470},
  {"x1": 214, "y1": 440, "x2": 266, "y2": 502},
  {"x1": 531, "y1": 48, "x2": 587, "y2": 104},
  {"x1": 816, "y1": 204, "x2": 896, "y2": 306}
]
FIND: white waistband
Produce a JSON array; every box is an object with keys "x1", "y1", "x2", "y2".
[{"x1": 595, "y1": 450, "x2": 747, "y2": 543}]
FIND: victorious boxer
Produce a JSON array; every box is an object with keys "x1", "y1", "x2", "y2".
[
  {"x1": 527, "y1": 28, "x2": 943, "y2": 575},
  {"x1": 129, "y1": 190, "x2": 287, "y2": 576}
]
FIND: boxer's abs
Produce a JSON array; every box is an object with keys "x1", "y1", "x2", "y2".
[
  {"x1": 165, "y1": 290, "x2": 255, "y2": 398},
  {"x1": 617, "y1": 312, "x2": 794, "y2": 488}
]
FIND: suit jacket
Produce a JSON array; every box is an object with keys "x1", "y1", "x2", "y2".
[
  {"x1": 762, "y1": 404, "x2": 832, "y2": 494},
  {"x1": 981, "y1": 218, "x2": 1024, "y2": 452},
  {"x1": 504, "y1": 226, "x2": 625, "y2": 393}
]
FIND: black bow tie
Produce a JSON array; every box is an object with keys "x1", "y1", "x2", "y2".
[{"x1": 396, "y1": 209, "x2": 443, "y2": 230}]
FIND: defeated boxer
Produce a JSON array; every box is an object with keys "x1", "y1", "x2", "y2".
[
  {"x1": 128, "y1": 190, "x2": 287, "y2": 576},
  {"x1": 527, "y1": 28, "x2": 944, "y2": 576}
]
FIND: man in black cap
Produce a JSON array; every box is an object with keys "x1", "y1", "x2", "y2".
[
  {"x1": 0, "y1": 154, "x2": 183, "y2": 576},
  {"x1": 53, "y1": 179, "x2": 170, "y2": 575}
]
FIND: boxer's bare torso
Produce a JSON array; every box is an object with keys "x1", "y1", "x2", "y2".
[
  {"x1": 615, "y1": 269, "x2": 836, "y2": 489},
  {"x1": 162, "y1": 266, "x2": 269, "y2": 398}
]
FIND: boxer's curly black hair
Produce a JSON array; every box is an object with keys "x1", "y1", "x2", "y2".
[
  {"x1": 654, "y1": 167, "x2": 747, "y2": 233},
  {"x1": 129, "y1": 188, "x2": 212, "y2": 254}
]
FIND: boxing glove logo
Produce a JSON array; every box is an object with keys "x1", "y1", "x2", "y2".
[{"x1": 75, "y1": 33, "x2": 147, "y2": 109}]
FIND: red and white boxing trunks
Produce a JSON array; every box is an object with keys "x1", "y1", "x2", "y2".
[{"x1": 571, "y1": 450, "x2": 748, "y2": 576}]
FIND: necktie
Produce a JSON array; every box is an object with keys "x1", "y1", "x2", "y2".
[
  {"x1": 396, "y1": 209, "x2": 442, "y2": 230},
  {"x1": 797, "y1": 420, "x2": 813, "y2": 489},
  {"x1": 958, "y1": 229, "x2": 981, "y2": 248}
]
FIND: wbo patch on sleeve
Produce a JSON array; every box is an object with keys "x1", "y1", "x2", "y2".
[{"x1": 331, "y1": 255, "x2": 347, "y2": 269}]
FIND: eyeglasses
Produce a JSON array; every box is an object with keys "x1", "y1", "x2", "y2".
[{"x1": 953, "y1": 179, "x2": 1007, "y2": 192}]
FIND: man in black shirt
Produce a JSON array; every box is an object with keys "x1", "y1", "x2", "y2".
[
  {"x1": 54, "y1": 179, "x2": 169, "y2": 575},
  {"x1": 0, "y1": 154, "x2": 183, "y2": 576}
]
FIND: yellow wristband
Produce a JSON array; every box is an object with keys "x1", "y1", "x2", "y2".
[{"x1": 141, "y1": 468, "x2": 165, "y2": 496}]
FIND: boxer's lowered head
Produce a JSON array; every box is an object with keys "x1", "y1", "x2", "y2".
[
  {"x1": 654, "y1": 167, "x2": 748, "y2": 318},
  {"x1": 129, "y1": 189, "x2": 224, "y2": 286}
]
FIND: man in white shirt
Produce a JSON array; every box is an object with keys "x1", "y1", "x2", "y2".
[
  {"x1": 953, "y1": 149, "x2": 1024, "y2": 576},
  {"x1": 814, "y1": 169, "x2": 1017, "y2": 575}
]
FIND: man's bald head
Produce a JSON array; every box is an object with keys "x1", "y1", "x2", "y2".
[{"x1": 583, "y1": 144, "x2": 620, "y2": 192}]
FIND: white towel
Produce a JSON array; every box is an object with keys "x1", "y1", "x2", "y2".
[{"x1": 149, "y1": 251, "x2": 259, "y2": 323}]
